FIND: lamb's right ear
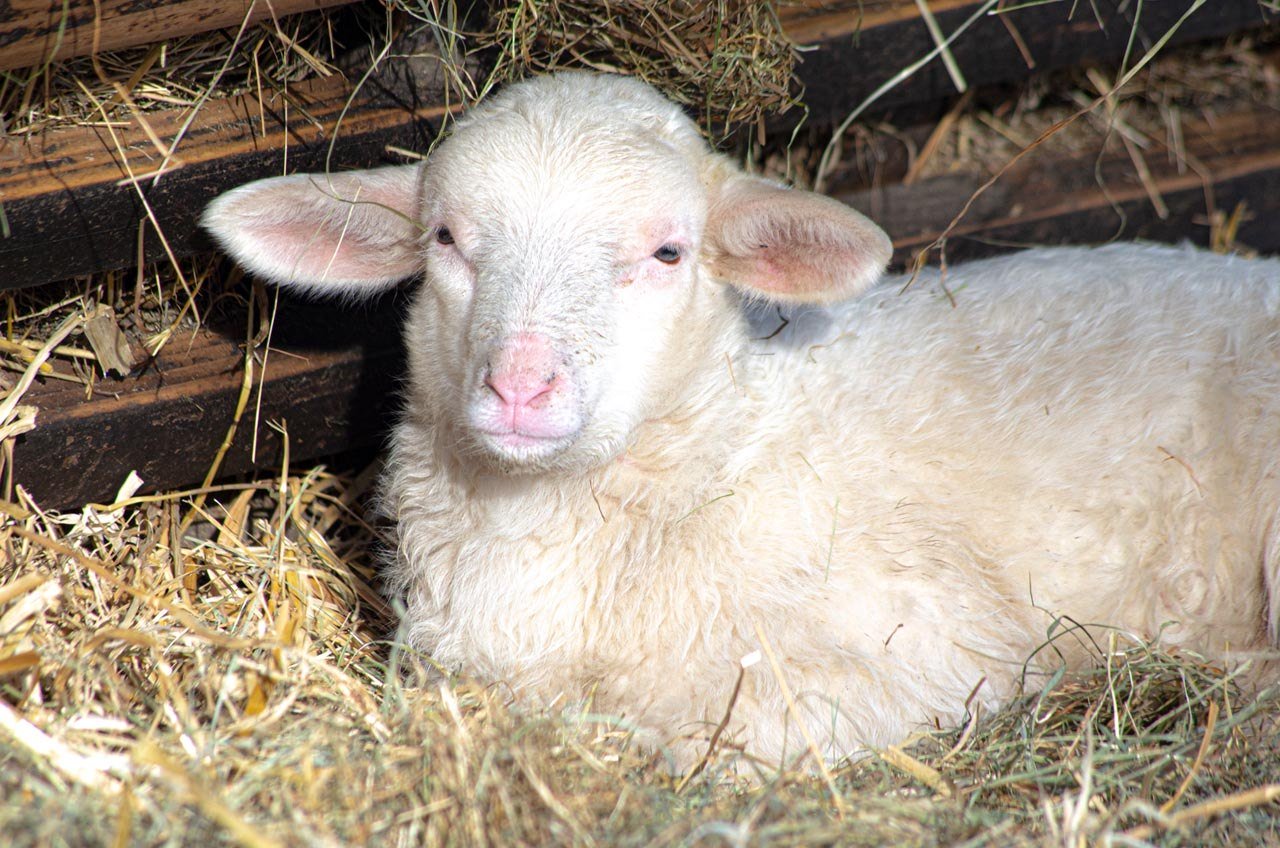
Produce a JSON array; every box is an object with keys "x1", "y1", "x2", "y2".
[{"x1": 201, "y1": 164, "x2": 424, "y2": 295}]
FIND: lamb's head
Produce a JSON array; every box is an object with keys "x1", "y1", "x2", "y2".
[{"x1": 202, "y1": 72, "x2": 892, "y2": 474}]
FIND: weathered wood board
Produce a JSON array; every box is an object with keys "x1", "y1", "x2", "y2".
[
  {"x1": 842, "y1": 107, "x2": 1280, "y2": 265},
  {"x1": 13, "y1": 295, "x2": 405, "y2": 509},
  {"x1": 788, "y1": 0, "x2": 1275, "y2": 123},
  {"x1": 0, "y1": 75, "x2": 450, "y2": 289},
  {"x1": 0, "y1": 0, "x2": 360, "y2": 71}
]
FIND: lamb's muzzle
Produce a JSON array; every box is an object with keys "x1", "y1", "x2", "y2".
[{"x1": 474, "y1": 332, "x2": 579, "y2": 453}]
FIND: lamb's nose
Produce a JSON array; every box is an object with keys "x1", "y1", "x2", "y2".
[
  {"x1": 485, "y1": 333, "x2": 560, "y2": 415},
  {"x1": 484, "y1": 369, "x2": 556, "y2": 409}
]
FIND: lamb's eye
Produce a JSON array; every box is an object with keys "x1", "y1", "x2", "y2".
[
  {"x1": 436, "y1": 226, "x2": 455, "y2": 245},
  {"x1": 654, "y1": 244, "x2": 681, "y2": 265}
]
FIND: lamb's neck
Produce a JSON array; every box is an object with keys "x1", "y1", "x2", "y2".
[{"x1": 590, "y1": 341, "x2": 760, "y2": 516}]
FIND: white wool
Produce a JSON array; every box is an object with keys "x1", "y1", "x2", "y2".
[{"x1": 203, "y1": 71, "x2": 1280, "y2": 768}]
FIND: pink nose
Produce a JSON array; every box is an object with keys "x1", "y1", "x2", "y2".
[{"x1": 485, "y1": 333, "x2": 559, "y2": 414}]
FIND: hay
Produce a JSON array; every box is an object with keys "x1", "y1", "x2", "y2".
[
  {"x1": 0, "y1": 256, "x2": 243, "y2": 397},
  {"x1": 1, "y1": 1, "x2": 802, "y2": 143},
  {"x1": 760, "y1": 29, "x2": 1280, "y2": 196},
  {"x1": 909, "y1": 30, "x2": 1280, "y2": 185},
  {"x1": 476, "y1": 0, "x2": 800, "y2": 139},
  {"x1": 2, "y1": 488, "x2": 1278, "y2": 846},
  {"x1": 0, "y1": 13, "x2": 345, "y2": 139}
]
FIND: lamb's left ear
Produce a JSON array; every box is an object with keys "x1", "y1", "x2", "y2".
[
  {"x1": 201, "y1": 164, "x2": 423, "y2": 295},
  {"x1": 704, "y1": 172, "x2": 892, "y2": 304}
]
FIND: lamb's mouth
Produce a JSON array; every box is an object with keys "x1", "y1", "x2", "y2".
[{"x1": 470, "y1": 426, "x2": 580, "y2": 469}]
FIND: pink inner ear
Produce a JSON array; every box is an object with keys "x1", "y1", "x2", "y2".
[
  {"x1": 254, "y1": 215, "x2": 393, "y2": 282},
  {"x1": 203, "y1": 165, "x2": 424, "y2": 291},
  {"x1": 716, "y1": 248, "x2": 833, "y2": 300},
  {"x1": 706, "y1": 178, "x2": 893, "y2": 304},
  {"x1": 745, "y1": 253, "x2": 789, "y2": 294}
]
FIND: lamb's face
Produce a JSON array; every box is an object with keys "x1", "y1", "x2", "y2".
[
  {"x1": 410, "y1": 105, "x2": 713, "y2": 473},
  {"x1": 200, "y1": 72, "x2": 893, "y2": 478}
]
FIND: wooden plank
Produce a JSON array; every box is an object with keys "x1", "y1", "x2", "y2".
[
  {"x1": 839, "y1": 106, "x2": 1280, "y2": 264},
  {"x1": 12, "y1": 296, "x2": 404, "y2": 509},
  {"x1": 787, "y1": 0, "x2": 1275, "y2": 125},
  {"x1": 0, "y1": 0, "x2": 360, "y2": 72},
  {"x1": 0, "y1": 74, "x2": 451, "y2": 289},
  {"x1": 14, "y1": 101, "x2": 1280, "y2": 510},
  {"x1": 779, "y1": 0, "x2": 968, "y2": 44}
]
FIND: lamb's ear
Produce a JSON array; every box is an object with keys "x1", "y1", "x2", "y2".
[
  {"x1": 201, "y1": 164, "x2": 424, "y2": 295},
  {"x1": 704, "y1": 173, "x2": 892, "y2": 304}
]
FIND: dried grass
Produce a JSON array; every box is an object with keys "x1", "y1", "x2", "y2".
[
  {"x1": 908, "y1": 30, "x2": 1280, "y2": 185},
  {"x1": 0, "y1": 12, "x2": 346, "y2": 139},
  {"x1": 0, "y1": 257, "x2": 242, "y2": 397},
  {"x1": 2, "y1": 1, "x2": 802, "y2": 144},
  {"x1": 2, "y1": 483, "x2": 1277, "y2": 846},
  {"x1": 476, "y1": 0, "x2": 800, "y2": 139},
  {"x1": 765, "y1": 29, "x2": 1280, "y2": 195}
]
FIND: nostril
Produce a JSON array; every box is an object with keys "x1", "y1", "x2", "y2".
[
  {"x1": 484, "y1": 372, "x2": 508, "y2": 404},
  {"x1": 485, "y1": 334, "x2": 562, "y2": 412},
  {"x1": 526, "y1": 375, "x2": 556, "y2": 408}
]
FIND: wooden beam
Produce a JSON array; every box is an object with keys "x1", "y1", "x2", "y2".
[
  {"x1": 779, "y1": 0, "x2": 971, "y2": 44},
  {"x1": 0, "y1": 74, "x2": 451, "y2": 289},
  {"x1": 0, "y1": 0, "x2": 361, "y2": 72},
  {"x1": 839, "y1": 106, "x2": 1280, "y2": 265},
  {"x1": 14, "y1": 101, "x2": 1280, "y2": 510},
  {"x1": 12, "y1": 296, "x2": 404, "y2": 510},
  {"x1": 787, "y1": 0, "x2": 1275, "y2": 125}
]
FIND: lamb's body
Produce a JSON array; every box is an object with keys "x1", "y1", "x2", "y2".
[
  {"x1": 202, "y1": 72, "x2": 1280, "y2": 767},
  {"x1": 389, "y1": 242, "x2": 1280, "y2": 763}
]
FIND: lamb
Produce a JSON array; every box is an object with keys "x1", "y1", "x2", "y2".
[{"x1": 202, "y1": 71, "x2": 1280, "y2": 769}]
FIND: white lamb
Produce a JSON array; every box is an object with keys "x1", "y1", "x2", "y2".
[{"x1": 203, "y1": 71, "x2": 1280, "y2": 768}]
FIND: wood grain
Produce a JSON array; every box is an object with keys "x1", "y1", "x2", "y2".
[
  {"x1": 0, "y1": 73, "x2": 452, "y2": 288},
  {"x1": 0, "y1": 0, "x2": 360, "y2": 71},
  {"x1": 14, "y1": 295, "x2": 404, "y2": 509},
  {"x1": 779, "y1": 0, "x2": 972, "y2": 45},
  {"x1": 789, "y1": 0, "x2": 1275, "y2": 125},
  {"x1": 840, "y1": 107, "x2": 1280, "y2": 265}
]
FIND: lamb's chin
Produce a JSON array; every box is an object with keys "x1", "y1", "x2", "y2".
[
  {"x1": 473, "y1": 430, "x2": 575, "y2": 472},
  {"x1": 475, "y1": 427, "x2": 633, "y2": 477}
]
